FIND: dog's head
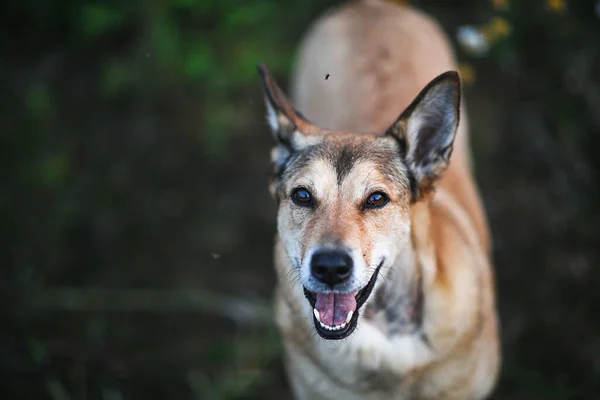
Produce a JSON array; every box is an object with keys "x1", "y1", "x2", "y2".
[{"x1": 258, "y1": 64, "x2": 460, "y2": 340}]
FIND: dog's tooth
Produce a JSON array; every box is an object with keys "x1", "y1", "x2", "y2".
[
  {"x1": 318, "y1": 318, "x2": 350, "y2": 332},
  {"x1": 313, "y1": 308, "x2": 321, "y2": 322},
  {"x1": 346, "y1": 311, "x2": 354, "y2": 324}
]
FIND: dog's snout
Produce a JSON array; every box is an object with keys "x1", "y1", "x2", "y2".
[{"x1": 311, "y1": 250, "x2": 353, "y2": 286}]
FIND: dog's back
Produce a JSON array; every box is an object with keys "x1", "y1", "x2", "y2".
[{"x1": 292, "y1": 0, "x2": 490, "y2": 252}]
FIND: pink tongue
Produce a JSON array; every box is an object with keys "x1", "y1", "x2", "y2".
[{"x1": 315, "y1": 292, "x2": 357, "y2": 326}]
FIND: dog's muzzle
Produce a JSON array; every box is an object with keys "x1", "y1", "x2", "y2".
[{"x1": 304, "y1": 259, "x2": 384, "y2": 340}]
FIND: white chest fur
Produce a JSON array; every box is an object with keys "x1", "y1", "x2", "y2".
[{"x1": 280, "y1": 306, "x2": 436, "y2": 400}]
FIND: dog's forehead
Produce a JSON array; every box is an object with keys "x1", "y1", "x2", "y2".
[
  {"x1": 325, "y1": 133, "x2": 400, "y2": 184},
  {"x1": 284, "y1": 132, "x2": 410, "y2": 191}
]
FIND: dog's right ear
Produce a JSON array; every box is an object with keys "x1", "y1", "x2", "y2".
[{"x1": 257, "y1": 63, "x2": 318, "y2": 170}]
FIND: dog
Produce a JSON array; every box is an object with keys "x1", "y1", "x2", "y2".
[{"x1": 257, "y1": 1, "x2": 500, "y2": 398}]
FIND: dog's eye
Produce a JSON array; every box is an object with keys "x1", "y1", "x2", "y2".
[
  {"x1": 292, "y1": 187, "x2": 314, "y2": 207},
  {"x1": 365, "y1": 192, "x2": 389, "y2": 208}
]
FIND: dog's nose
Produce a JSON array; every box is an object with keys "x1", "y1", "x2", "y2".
[{"x1": 311, "y1": 250, "x2": 353, "y2": 286}]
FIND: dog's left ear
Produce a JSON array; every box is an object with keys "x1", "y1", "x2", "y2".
[{"x1": 385, "y1": 71, "x2": 461, "y2": 200}]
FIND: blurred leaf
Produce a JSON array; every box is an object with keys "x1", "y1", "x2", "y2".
[
  {"x1": 25, "y1": 82, "x2": 52, "y2": 120},
  {"x1": 27, "y1": 337, "x2": 48, "y2": 364},
  {"x1": 202, "y1": 339, "x2": 236, "y2": 363},
  {"x1": 172, "y1": 0, "x2": 212, "y2": 11},
  {"x1": 172, "y1": 0, "x2": 198, "y2": 7},
  {"x1": 223, "y1": 42, "x2": 292, "y2": 88},
  {"x1": 78, "y1": 3, "x2": 127, "y2": 38},
  {"x1": 184, "y1": 40, "x2": 215, "y2": 79},
  {"x1": 151, "y1": 16, "x2": 182, "y2": 68},
  {"x1": 224, "y1": 2, "x2": 277, "y2": 29},
  {"x1": 102, "y1": 61, "x2": 134, "y2": 96},
  {"x1": 202, "y1": 101, "x2": 235, "y2": 153},
  {"x1": 39, "y1": 153, "x2": 69, "y2": 187},
  {"x1": 234, "y1": 45, "x2": 265, "y2": 83}
]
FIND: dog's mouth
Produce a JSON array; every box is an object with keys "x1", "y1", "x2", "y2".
[{"x1": 303, "y1": 260, "x2": 384, "y2": 340}]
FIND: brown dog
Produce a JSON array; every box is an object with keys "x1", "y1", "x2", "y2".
[{"x1": 257, "y1": 1, "x2": 500, "y2": 398}]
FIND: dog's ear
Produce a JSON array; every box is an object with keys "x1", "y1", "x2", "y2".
[
  {"x1": 385, "y1": 71, "x2": 461, "y2": 200},
  {"x1": 257, "y1": 63, "x2": 318, "y2": 170}
]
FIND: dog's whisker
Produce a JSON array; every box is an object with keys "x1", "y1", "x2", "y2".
[{"x1": 283, "y1": 268, "x2": 302, "y2": 287}]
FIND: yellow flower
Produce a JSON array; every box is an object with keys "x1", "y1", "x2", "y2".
[
  {"x1": 491, "y1": 0, "x2": 509, "y2": 10},
  {"x1": 490, "y1": 17, "x2": 511, "y2": 37},
  {"x1": 547, "y1": 0, "x2": 567, "y2": 12},
  {"x1": 481, "y1": 17, "x2": 511, "y2": 43},
  {"x1": 458, "y1": 63, "x2": 476, "y2": 86}
]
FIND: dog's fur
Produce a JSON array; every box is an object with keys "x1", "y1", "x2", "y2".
[{"x1": 258, "y1": 1, "x2": 500, "y2": 399}]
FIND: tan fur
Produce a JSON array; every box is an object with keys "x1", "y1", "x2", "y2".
[{"x1": 267, "y1": 1, "x2": 500, "y2": 399}]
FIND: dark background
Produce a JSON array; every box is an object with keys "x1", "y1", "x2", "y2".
[{"x1": 2, "y1": 0, "x2": 599, "y2": 399}]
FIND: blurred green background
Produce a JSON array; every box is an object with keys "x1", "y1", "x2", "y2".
[{"x1": 2, "y1": 0, "x2": 599, "y2": 398}]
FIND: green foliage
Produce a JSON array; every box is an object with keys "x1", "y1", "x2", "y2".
[
  {"x1": 25, "y1": 82, "x2": 53, "y2": 121},
  {"x1": 27, "y1": 337, "x2": 48, "y2": 365},
  {"x1": 203, "y1": 101, "x2": 237, "y2": 153},
  {"x1": 38, "y1": 152, "x2": 69, "y2": 187},
  {"x1": 78, "y1": 3, "x2": 128, "y2": 38},
  {"x1": 223, "y1": 2, "x2": 277, "y2": 29},
  {"x1": 183, "y1": 40, "x2": 214, "y2": 79},
  {"x1": 102, "y1": 59, "x2": 135, "y2": 96},
  {"x1": 25, "y1": 0, "x2": 325, "y2": 150}
]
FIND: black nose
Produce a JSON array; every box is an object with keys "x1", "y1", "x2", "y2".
[{"x1": 311, "y1": 250, "x2": 353, "y2": 286}]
